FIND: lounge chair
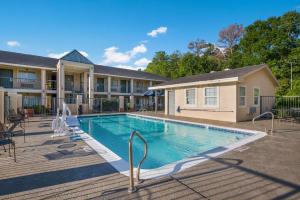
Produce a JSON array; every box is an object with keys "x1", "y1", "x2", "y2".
[{"x1": 0, "y1": 123, "x2": 16, "y2": 162}]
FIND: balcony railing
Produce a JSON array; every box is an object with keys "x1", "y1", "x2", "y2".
[
  {"x1": 134, "y1": 87, "x2": 148, "y2": 94},
  {"x1": 95, "y1": 84, "x2": 107, "y2": 92},
  {"x1": 46, "y1": 80, "x2": 57, "y2": 90},
  {"x1": 0, "y1": 77, "x2": 41, "y2": 89},
  {"x1": 65, "y1": 81, "x2": 84, "y2": 93}
]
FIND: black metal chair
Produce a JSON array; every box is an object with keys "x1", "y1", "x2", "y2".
[
  {"x1": 7, "y1": 109, "x2": 26, "y2": 142},
  {"x1": 0, "y1": 123, "x2": 16, "y2": 162},
  {"x1": 17, "y1": 108, "x2": 29, "y2": 125}
]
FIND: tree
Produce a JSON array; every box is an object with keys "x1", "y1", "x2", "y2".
[
  {"x1": 187, "y1": 39, "x2": 210, "y2": 56},
  {"x1": 219, "y1": 24, "x2": 244, "y2": 55},
  {"x1": 145, "y1": 11, "x2": 300, "y2": 96},
  {"x1": 145, "y1": 51, "x2": 181, "y2": 79},
  {"x1": 232, "y1": 11, "x2": 300, "y2": 95}
]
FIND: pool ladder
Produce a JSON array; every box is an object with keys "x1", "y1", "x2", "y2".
[
  {"x1": 252, "y1": 112, "x2": 274, "y2": 134},
  {"x1": 128, "y1": 130, "x2": 148, "y2": 193}
]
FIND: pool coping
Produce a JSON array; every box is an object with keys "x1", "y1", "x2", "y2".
[{"x1": 75, "y1": 113, "x2": 266, "y2": 180}]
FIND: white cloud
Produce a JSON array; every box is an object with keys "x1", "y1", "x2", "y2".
[
  {"x1": 134, "y1": 58, "x2": 151, "y2": 67},
  {"x1": 48, "y1": 51, "x2": 69, "y2": 59},
  {"x1": 48, "y1": 50, "x2": 89, "y2": 59},
  {"x1": 102, "y1": 47, "x2": 131, "y2": 64},
  {"x1": 147, "y1": 26, "x2": 167, "y2": 37},
  {"x1": 114, "y1": 64, "x2": 146, "y2": 71},
  {"x1": 7, "y1": 41, "x2": 20, "y2": 47},
  {"x1": 131, "y1": 44, "x2": 147, "y2": 56},
  {"x1": 79, "y1": 51, "x2": 88, "y2": 57},
  {"x1": 102, "y1": 44, "x2": 147, "y2": 64}
]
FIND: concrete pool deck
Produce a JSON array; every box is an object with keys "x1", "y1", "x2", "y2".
[{"x1": 0, "y1": 114, "x2": 300, "y2": 199}]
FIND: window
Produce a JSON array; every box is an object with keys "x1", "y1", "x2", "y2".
[
  {"x1": 239, "y1": 86, "x2": 246, "y2": 106},
  {"x1": 111, "y1": 79, "x2": 118, "y2": 92},
  {"x1": 65, "y1": 75, "x2": 74, "y2": 91},
  {"x1": 18, "y1": 71, "x2": 37, "y2": 80},
  {"x1": 253, "y1": 88, "x2": 260, "y2": 106},
  {"x1": 185, "y1": 88, "x2": 196, "y2": 105},
  {"x1": 204, "y1": 87, "x2": 218, "y2": 106},
  {"x1": 96, "y1": 78, "x2": 104, "y2": 92}
]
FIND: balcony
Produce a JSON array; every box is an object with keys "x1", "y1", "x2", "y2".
[
  {"x1": 65, "y1": 81, "x2": 84, "y2": 93},
  {"x1": 134, "y1": 87, "x2": 148, "y2": 94},
  {"x1": 46, "y1": 80, "x2": 57, "y2": 90},
  {"x1": 111, "y1": 86, "x2": 130, "y2": 93},
  {"x1": 0, "y1": 77, "x2": 41, "y2": 90},
  {"x1": 95, "y1": 84, "x2": 107, "y2": 92}
]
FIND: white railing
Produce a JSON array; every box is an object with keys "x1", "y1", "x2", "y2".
[
  {"x1": 252, "y1": 112, "x2": 274, "y2": 134},
  {"x1": 128, "y1": 131, "x2": 148, "y2": 193}
]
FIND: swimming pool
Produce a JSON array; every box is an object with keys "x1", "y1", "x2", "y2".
[{"x1": 78, "y1": 114, "x2": 265, "y2": 178}]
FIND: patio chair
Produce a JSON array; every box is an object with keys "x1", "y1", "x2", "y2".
[
  {"x1": 17, "y1": 108, "x2": 29, "y2": 125},
  {"x1": 7, "y1": 109, "x2": 24, "y2": 125},
  {"x1": 1, "y1": 119, "x2": 25, "y2": 142},
  {"x1": 0, "y1": 123, "x2": 16, "y2": 162},
  {"x1": 7, "y1": 109, "x2": 26, "y2": 132}
]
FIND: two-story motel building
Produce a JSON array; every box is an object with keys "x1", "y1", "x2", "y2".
[{"x1": 0, "y1": 49, "x2": 168, "y2": 114}]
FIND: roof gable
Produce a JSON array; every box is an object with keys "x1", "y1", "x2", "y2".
[
  {"x1": 61, "y1": 50, "x2": 93, "y2": 65},
  {"x1": 151, "y1": 64, "x2": 279, "y2": 89},
  {"x1": 241, "y1": 65, "x2": 279, "y2": 86}
]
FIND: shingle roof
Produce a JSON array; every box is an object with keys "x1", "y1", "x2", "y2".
[
  {"x1": 0, "y1": 50, "x2": 169, "y2": 82},
  {"x1": 0, "y1": 50, "x2": 58, "y2": 68},
  {"x1": 155, "y1": 64, "x2": 267, "y2": 87},
  {"x1": 61, "y1": 50, "x2": 93, "y2": 65},
  {"x1": 94, "y1": 64, "x2": 170, "y2": 81}
]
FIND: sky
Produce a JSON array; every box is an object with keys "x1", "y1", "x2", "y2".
[{"x1": 0, "y1": 0, "x2": 299, "y2": 70}]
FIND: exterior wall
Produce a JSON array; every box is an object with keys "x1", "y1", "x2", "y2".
[
  {"x1": 169, "y1": 83, "x2": 237, "y2": 122},
  {"x1": 94, "y1": 75, "x2": 108, "y2": 92},
  {"x1": 236, "y1": 69, "x2": 277, "y2": 121},
  {"x1": 0, "y1": 62, "x2": 165, "y2": 114},
  {"x1": 0, "y1": 65, "x2": 42, "y2": 90}
]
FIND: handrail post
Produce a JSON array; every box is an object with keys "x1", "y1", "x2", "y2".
[
  {"x1": 128, "y1": 138, "x2": 136, "y2": 193},
  {"x1": 128, "y1": 131, "x2": 148, "y2": 193},
  {"x1": 252, "y1": 111, "x2": 274, "y2": 135}
]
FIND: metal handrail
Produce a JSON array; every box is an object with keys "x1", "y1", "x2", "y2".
[
  {"x1": 128, "y1": 130, "x2": 148, "y2": 193},
  {"x1": 252, "y1": 112, "x2": 274, "y2": 134}
]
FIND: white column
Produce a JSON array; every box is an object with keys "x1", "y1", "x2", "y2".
[
  {"x1": 107, "y1": 76, "x2": 111, "y2": 99},
  {"x1": 149, "y1": 81, "x2": 153, "y2": 106},
  {"x1": 41, "y1": 69, "x2": 46, "y2": 106},
  {"x1": 154, "y1": 91, "x2": 158, "y2": 113},
  {"x1": 130, "y1": 95, "x2": 134, "y2": 111},
  {"x1": 83, "y1": 71, "x2": 88, "y2": 94},
  {"x1": 8, "y1": 92, "x2": 18, "y2": 112},
  {"x1": 88, "y1": 66, "x2": 94, "y2": 111},
  {"x1": 57, "y1": 61, "x2": 65, "y2": 109},
  {"x1": 17, "y1": 94, "x2": 23, "y2": 109},
  {"x1": 0, "y1": 88, "x2": 5, "y2": 123},
  {"x1": 119, "y1": 96, "x2": 124, "y2": 112},
  {"x1": 76, "y1": 95, "x2": 83, "y2": 115},
  {"x1": 164, "y1": 90, "x2": 168, "y2": 115},
  {"x1": 130, "y1": 78, "x2": 134, "y2": 95}
]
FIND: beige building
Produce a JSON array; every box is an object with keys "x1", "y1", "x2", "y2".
[
  {"x1": 150, "y1": 64, "x2": 279, "y2": 122},
  {"x1": 0, "y1": 49, "x2": 168, "y2": 116}
]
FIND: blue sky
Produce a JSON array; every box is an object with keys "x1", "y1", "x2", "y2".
[{"x1": 0, "y1": 0, "x2": 299, "y2": 70}]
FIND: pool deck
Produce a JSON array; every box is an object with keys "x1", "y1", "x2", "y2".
[{"x1": 0, "y1": 114, "x2": 300, "y2": 199}]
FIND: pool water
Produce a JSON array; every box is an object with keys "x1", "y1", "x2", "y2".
[{"x1": 79, "y1": 114, "x2": 251, "y2": 169}]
